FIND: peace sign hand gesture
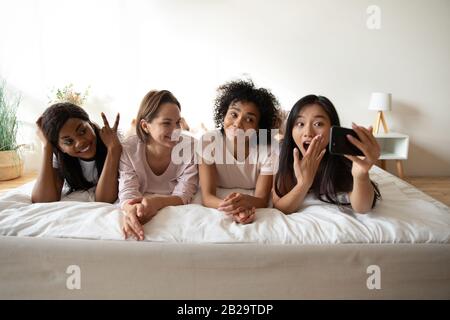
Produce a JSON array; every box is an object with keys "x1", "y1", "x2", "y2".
[{"x1": 99, "y1": 112, "x2": 122, "y2": 154}]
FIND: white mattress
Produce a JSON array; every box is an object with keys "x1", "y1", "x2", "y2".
[{"x1": 0, "y1": 166, "x2": 449, "y2": 244}]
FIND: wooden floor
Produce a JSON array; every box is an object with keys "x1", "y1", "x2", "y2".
[
  {"x1": 0, "y1": 171, "x2": 38, "y2": 193},
  {"x1": 0, "y1": 171, "x2": 449, "y2": 206},
  {"x1": 404, "y1": 177, "x2": 450, "y2": 207}
]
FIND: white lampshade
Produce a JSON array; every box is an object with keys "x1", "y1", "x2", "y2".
[{"x1": 369, "y1": 92, "x2": 392, "y2": 111}]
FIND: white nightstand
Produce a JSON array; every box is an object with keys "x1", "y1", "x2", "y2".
[{"x1": 374, "y1": 132, "x2": 409, "y2": 179}]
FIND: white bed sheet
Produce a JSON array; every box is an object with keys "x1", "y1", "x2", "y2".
[{"x1": 0, "y1": 166, "x2": 449, "y2": 244}]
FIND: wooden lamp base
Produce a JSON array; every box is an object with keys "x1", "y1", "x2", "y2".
[{"x1": 373, "y1": 111, "x2": 389, "y2": 134}]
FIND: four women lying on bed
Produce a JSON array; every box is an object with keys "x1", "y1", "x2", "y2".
[{"x1": 31, "y1": 78, "x2": 381, "y2": 239}]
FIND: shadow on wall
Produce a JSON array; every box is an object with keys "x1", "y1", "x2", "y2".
[
  {"x1": 385, "y1": 141, "x2": 450, "y2": 177},
  {"x1": 382, "y1": 99, "x2": 448, "y2": 177},
  {"x1": 388, "y1": 99, "x2": 423, "y2": 132}
]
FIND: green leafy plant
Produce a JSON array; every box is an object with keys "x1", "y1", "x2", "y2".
[
  {"x1": 0, "y1": 80, "x2": 21, "y2": 151},
  {"x1": 49, "y1": 83, "x2": 90, "y2": 106}
]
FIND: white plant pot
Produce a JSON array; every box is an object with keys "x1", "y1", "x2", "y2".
[{"x1": 0, "y1": 150, "x2": 24, "y2": 181}]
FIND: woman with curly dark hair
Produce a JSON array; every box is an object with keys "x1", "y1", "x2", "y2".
[{"x1": 198, "y1": 79, "x2": 281, "y2": 224}]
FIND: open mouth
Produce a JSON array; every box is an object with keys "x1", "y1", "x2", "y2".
[
  {"x1": 78, "y1": 144, "x2": 91, "y2": 153},
  {"x1": 165, "y1": 136, "x2": 179, "y2": 144},
  {"x1": 303, "y1": 141, "x2": 311, "y2": 151}
]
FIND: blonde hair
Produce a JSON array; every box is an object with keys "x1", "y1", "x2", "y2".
[{"x1": 136, "y1": 90, "x2": 181, "y2": 142}]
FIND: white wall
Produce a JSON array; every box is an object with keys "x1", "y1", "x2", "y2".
[{"x1": 1, "y1": 0, "x2": 449, "y2": 176}]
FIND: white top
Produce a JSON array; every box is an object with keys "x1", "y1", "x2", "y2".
[
  {"x1": 52, "y1": 155, "x2": 99, "y2": 184},
  {"x1": 198, "y1": 130, "x2": 277, "y2": 189}
]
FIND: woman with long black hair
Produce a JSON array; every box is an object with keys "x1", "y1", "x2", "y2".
[
  {"x1": 273, "y1": 95, "x2": 381, "y2": 214},
  {"x1": 31, "y1": 102, "x2": 122, "y2": 203}
]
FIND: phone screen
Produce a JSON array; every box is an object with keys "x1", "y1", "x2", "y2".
[{"x1": 329, "y1": 126, "x2": 364, "y2": 156}]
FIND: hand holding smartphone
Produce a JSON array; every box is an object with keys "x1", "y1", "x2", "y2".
[{"x1": 329, "y1": 126, "x2": 364, "y2": 156}]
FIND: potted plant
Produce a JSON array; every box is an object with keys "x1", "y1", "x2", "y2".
[
  {"x1": 48, "y1": 83, "x2": 90, "y2": 106},
  {"x1": 0, "y1": 80, "x2": 23, "y2": 181}
]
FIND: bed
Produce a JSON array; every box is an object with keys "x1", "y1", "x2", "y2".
[{"x1": 0, "y1": 166, "x2": 449, "y2": 299}]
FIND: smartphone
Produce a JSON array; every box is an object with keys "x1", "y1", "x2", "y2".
[{"x1": 329, "y1": 126, "x2": 364, "y2": 156}]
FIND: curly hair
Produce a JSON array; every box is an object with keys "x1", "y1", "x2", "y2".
[{"x1": 213, "y1": 79, "x2": 281, "y2": 144}]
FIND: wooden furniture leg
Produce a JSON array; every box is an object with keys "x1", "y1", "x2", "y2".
[
  {"x1": 380, "y1": 112, "x2": 389, "y2": 133},
  {"x1": 374, "y1": 111, "x2": 382, "y2": 134},
  {"x1": 396, "y1": 160, "x2": 405, "y2": 179}
]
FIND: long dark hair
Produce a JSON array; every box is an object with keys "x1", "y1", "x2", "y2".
[
  {"x1": 40, "y1": 102, "x2": 107, "y2": 194},
  {"x1": 274, "y1": 95, "x2": 381, "y2": 208}
]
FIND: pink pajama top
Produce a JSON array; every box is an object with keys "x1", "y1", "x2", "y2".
[{"x1": 118, "y1": 135, "x2": 198, "y2": 208}]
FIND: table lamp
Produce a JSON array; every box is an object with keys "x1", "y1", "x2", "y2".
[{"x1": 369, "y1": 92, "x2": 391, "y2": 134}]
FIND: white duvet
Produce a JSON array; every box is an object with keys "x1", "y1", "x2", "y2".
[{"x1": 0, "y1": 167, "x2": 449, "y2": 244}]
